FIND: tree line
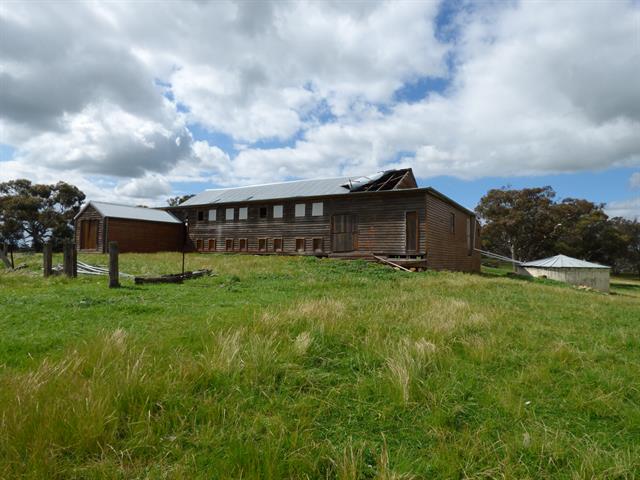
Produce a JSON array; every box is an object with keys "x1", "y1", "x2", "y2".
[
  {"x1": 476, "y1": 186, "x2": 640, "y2": 276},
  {"x1": 1, "y1": 179, "x2": 639, "y2": 276}
]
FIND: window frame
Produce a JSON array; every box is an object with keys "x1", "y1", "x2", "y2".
[
  {"x1": 273, "y1": 237, "x2": 283, "y2": 252},
  {"x1": 197, "y1": 210, "x2": 205, "y2": 222},
  {"x1": 259, "y1": 206, "x2": 268, "y2": 219},
  {"x1": 225, "y1": 238, "x2": 234, "y2": 251},
  {"x1": 208, "y1": 209, "x2": 217, "y2": 222},
  {"x1": 295, "y1": 203, "x2": 306, "y2": 217},
  {"x1": 226, "y1": 208, "x2": 235, "y2": 221},
  {"x1": 238, "y1": 207, "x2": 248, "y2": 220},
  {"x1": 295, "y1": 238, "x2": 305, "y2": 252},
  {"x1": 312, "y1": 238, "x2": 323, "y2": 253},
  {"x1": 273, "y1": 205, "x2": 283, "y2": 219},
  {"x1": 258, "y1": 238, "x2": 267, "y2": 252},
  {"x1": 208, "y1": 238, "x2": 216, "y2": 251},
  {"x1": 239, "y1": 238, "x2": 248, "y2": 251},
  {"x1": 196, "y1": 239, "x2": 203, "y2": 251},
  {"x1": 311, "y1": 202, "x2": 324, "y2": 216}
]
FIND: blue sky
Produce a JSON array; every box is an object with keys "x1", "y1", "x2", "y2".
[{"x1": 1, "y1": 0, "x2": 638, "y2": 218}]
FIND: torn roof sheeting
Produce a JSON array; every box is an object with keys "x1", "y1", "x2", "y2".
[
  {"x1": 179, "y1": 168, "x2": 416, "y2": 206},
  {"x1": 521, "y1": 254, "x2": 610, "y2": 269}
]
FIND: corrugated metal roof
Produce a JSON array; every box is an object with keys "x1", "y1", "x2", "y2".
[
  {"x1": 77, "y1": 201, "x2": 182, "y2": 224},
  {"x1": 180, "y1": 176, "x2": 354, "y2": 206},
  {"x1": 522, "y1": 254, "x2": 609, "y2": 269}
]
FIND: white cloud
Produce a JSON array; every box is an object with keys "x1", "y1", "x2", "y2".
[
  {"x1": 1, "y1": 0, "x2": 639, "y2": 202},
  {"x1": 115, "y1": 175, "x2": 172, "y2": 200},
  {"x1": 605, "y1": 197, "x2": 640, "y2": 220},
  {"x1": 630, "y1": 172, "x2": 640, "y2": 189}
]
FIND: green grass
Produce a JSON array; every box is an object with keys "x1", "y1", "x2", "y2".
[{"x1": 1, "y1": 253, "x2": 639, "y2": 479}]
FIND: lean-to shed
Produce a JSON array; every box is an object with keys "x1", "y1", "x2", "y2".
[
  {"x1": 74, "y1": 201, "x2": 184, "y2": 253},
  {"x1": 517, "y1": 254, "x2": 610, "y2": 292}
]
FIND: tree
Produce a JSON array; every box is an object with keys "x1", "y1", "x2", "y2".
[
  {"x1": 167, "y1": 194, "x2": 194, "y2": 207},
  {"x1": 0, "y1": 179, "x2": 85, "y2": 251},
  {"x1": 552, "y1": 198, "x2": 626, "y2": 267},
  {"x1": 611, "y1": 218, "x2": 640, "y2": 278},
  {"x1": 475, "y1": 186, "x2": 557, "y2": 261}
]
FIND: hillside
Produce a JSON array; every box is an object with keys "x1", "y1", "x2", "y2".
[{"x1": 1, "y1": 253, "x2": 639, "y2": 479}]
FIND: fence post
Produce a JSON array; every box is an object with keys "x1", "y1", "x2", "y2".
[
  {"x1": 63, "y1": 241, "x2": 74, "y2": 277},
  {"x1": 43, "y1": 243, "x2": 52, "y2": 277},
  {"x1": 72, "y1": 244, "x2": 77, "y2": 278},
  {"x1": 109, "y1": 241, "x2": 120, "y2": 288}
]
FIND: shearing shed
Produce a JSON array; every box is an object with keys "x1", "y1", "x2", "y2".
[
  {"x1": 168, "y1": 168, "x2": 482, "y2": 272},
  {"x1": 517, "y1": 254, "x2": 610, "y2": 292}
]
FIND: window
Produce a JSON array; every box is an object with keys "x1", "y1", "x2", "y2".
[
  {"x1": 208, "y1": 239, "x2": 216, "y2": 251},
  {"x1": 295, "y1": 203, "x2": 306, "y2": 217},
  {"x1": 296, "y1": 238, "x2": 305, "y2": 252},
  {"x1": 196, "y1": 239, "x2": 203, "y2": 251},
  {"x1": 449, "y1": 213, "x2": 455, "y2": 234},
  {"x1": 225, "y1": 239, "x2": 233, "y2": 251},
  {"x1": 259, "y1": 206, "x2": 268, "y2": 219},
  {"x1": 312, "y1": 202, "x2": 324, "y2": 216},
  {"x1": 208, "y1": 209, "x2": 217, "y2": 221},
  {"x1": 273, "y1": 238, "x2": 283, "y2": 252},
  {"x1": 313, "y1": 238, "x2": 323, "y2": 252},
  {"x1": 239, "y1": 238, "x2": 247, "y2": 251},
  {"x1": 273, "y1": 205, "x2": 283, "y2": 218},
  {"x1": 239, "y1": 207, "x2": 248, "y2": 220},
  {"x1": 226, "y1": 208, "x2": 235, "y2": 221},
  {"x1": 197, "y1": 211, "x2": 204, "y2": 222},
  {"x1": 258, "y1": 238, "x2": 267, "y2": 252}
]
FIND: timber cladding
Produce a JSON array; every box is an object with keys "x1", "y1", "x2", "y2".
[
  {"x1": 425, "y1": 191, "x2": 481, "y2": 272},
  {"x1": 74, "y1": 205, "x2": 183, "y2": 253},
  {"x1": 105, "y1": 218, "x2": 183, "y2": 253},
  {"x1": 182, "y1": 189, "x2": 429, "y2": 258},
  {"x1": 75, "y1": 205, "x2": 105, "y2": 252}
]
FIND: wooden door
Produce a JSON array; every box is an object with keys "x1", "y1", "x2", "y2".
[
  {"x1": 331, "y1": 214, "x2": 358, "y2": 252},
  {"x1": 80, "y1": 220, "x2": 98, "y2": 250},
  {"x1": 405, "y1": 211, "x2": 418, "y2": 253}
]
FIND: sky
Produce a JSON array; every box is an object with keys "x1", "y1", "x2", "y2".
[{"x1": 0, "y1": 0, "x2": 639, "y2": 218}]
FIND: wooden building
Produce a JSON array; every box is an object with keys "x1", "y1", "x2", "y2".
[
  {"x1": 169, "y1": 168, "x2": 481, "y2": 272},
  {"x1": 74, "y1": 201, "x2": 183, "y2": 253}
]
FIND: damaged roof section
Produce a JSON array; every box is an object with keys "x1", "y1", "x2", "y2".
[
  {"x1": 179, "y1": 168, "x2": 418, "y2": 207},
  {"x1": 342, "y1": 168, "x2": 416, "y2": 192}
]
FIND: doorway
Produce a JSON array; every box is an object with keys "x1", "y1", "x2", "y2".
[
  {"x1": 80, "y1": 220, "x2": 98, "y2": 250},
  {"x1": 331, "y1": 214, "x2": 358, "y2": 252},
  {"x1": 405, "y1": 211, "x2": 418, "y2": 253}
]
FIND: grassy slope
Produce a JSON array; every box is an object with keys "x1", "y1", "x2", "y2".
[{"x1": 0, "y1": 253, "x2": 638, "y2": 479}]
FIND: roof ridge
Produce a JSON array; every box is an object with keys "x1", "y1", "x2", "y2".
[
  {"x1": 203, "y1": 174, "x2": 356, "y2": 192},
  {"x1": 90, "y1": 200, "x2": 165, "y2": 210}
]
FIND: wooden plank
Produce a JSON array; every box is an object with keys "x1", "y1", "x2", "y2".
[{"x1": 373, "y1": 255, "x2": 413, "y2": 272}]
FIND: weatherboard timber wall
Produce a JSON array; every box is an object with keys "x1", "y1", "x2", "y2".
[
  {"x1": 518, "y1": 266, "x2": 610, "y2": 292},
  {"x1": 105, "y1": 218, "x2": 183, "y2": 253},
  {"x1": 182, "y1": 190, "x2": 428, "y2": 257},
  {"x1": 425, "y1": 192, "x2": 481, "y2": 273},
  {"x1": 75, "y1": 205, "x2": 105, "y2": 253}
]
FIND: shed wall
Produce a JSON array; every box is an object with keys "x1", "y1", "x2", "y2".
[
  {"x1": 183, "y1": 191, "x2": 428, "y2": 256},
  {"x1": 519, "y1": 266, "x2": 610, "y2": 292},
  {"x1": 106, "y1": 218, "x2": 183, "y2": 253},
  {"x1": 425, "y1": 192, "x2": 481, "y2": 272},
  {"x1": 75, "y1": 205, "x2": 105, "y2": 253}
]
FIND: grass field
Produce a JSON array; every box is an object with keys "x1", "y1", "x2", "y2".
[{"x1": 1, "y1": 253, "x2": 639, "y2": 479}]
